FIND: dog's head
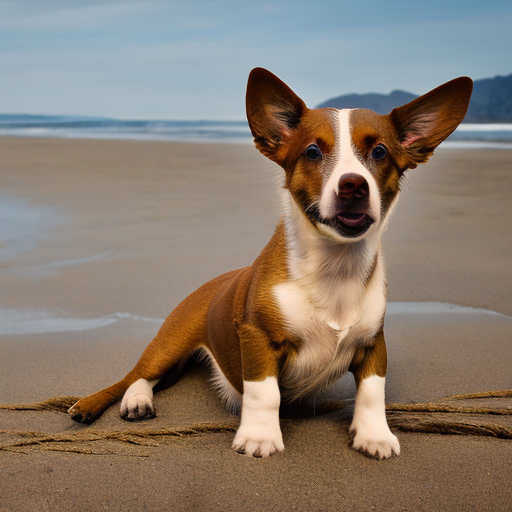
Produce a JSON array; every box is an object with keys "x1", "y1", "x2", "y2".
[{"x1": 246, "y1": 68, "x2": 472, "y2": 243}]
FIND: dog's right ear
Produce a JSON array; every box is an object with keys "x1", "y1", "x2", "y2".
[{"x1": 246, "y1": 68, "x2": 307, "y2": 164}]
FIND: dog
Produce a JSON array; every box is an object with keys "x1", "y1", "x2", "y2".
[{"x1": 69, "y1": 68, "x2": 472, "y2": 459}]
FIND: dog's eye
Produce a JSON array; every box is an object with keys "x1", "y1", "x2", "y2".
[
  {"x1": 305, "y1": 144, "x2": 322, "y2": 161},
  {"x1": 371, "y1": 144, "x2": 388, "y2": 160}
]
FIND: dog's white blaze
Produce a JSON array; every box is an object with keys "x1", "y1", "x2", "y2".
[
  {"x1": 200, "y1": 347, "x2": 242, "y2": 412},
  {"x1": 232, "y1": 377, "x2": 284, "y2": 457},
  {"x1": 350, "y1": 375, "x2": 400, "y2": 459},
  {"x1": 319, "y1": 109, "x2": 381, "y2": 233},
  {"x1": 120, "y1": 378, "x2": 158, "y2": 418}
]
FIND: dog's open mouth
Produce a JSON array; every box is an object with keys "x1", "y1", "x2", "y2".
[
  {"x1": 337, "y1": 212, "x2": 368, "y2": 228},
  {"x1": 305, "y1": 204, "x2": 375, "y2": 239},
  {"x1": 333, "y1": 212, "x2": 374, "y2": 237}
]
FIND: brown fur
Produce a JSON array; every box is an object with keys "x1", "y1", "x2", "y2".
[
  {"x1": 69, "y1": 68, "x2": 473, "y2": 431},
  {"x1": 70, "y1": 222, "x2": 292, "y2": 422}
]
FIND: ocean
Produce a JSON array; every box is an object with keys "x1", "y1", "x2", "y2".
[
  {"x1": 0, "y1": 115, "x2": 251, "y2": 143},
  {"x1": 1, "y1": 115, "x2": 512, "y2": 145}
]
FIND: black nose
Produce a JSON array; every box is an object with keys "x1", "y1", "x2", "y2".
[{"x1": 338, "y1": 173, "x2": 369, "y2": 200}]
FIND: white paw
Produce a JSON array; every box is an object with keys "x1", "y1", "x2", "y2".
[
  {"x1": 350, "y1": 422, "x2": 400, "y2": 460},
  {"x1": 232, "y1": 427, "x2": 284, "y2": 458},
  {"x1": 120, "y1": 379, "x2": 156, "y2": 421}
]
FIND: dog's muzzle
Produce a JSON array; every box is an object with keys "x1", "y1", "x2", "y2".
[{"x1": 307, "y1": 173, "x2": 375, "y2": 239}]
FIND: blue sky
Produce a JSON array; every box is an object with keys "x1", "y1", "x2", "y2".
[{"x1": 1, "y1": 0, "x2": 511, "y2": 120}]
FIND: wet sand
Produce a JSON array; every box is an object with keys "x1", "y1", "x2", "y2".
[{"x1": 0, "y1": 138, "x2": 511, "y2": 511}]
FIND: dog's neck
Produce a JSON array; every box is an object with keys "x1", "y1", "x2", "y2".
[
  {"x1": 282, "y1": 189, "x2": 380, "y2": 280},
  {"x1": 281, "y1": 190, "x2": 382, "y2": 326}
]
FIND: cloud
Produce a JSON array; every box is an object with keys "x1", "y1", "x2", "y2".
[{"x1": 1, "y1": 0, "x2": 511, "y2": 119}]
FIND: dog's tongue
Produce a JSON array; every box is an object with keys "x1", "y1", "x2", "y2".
[{"x1": 337, "y1": 213, "x2": 366, "y2": 227}]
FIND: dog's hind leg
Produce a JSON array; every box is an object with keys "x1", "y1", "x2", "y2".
[
  {"x1": 118, "y1": 350, "x2": 200, "y2": 421},
  {"x1": 68, "y1": 319, "x2": 202, "y2": 424},
  {"x1": 68, "y1": 273, "x2": 233, "y2": 424},
  {"x1": 68, "y1": 370, "x2": 157, "y2": 425}
]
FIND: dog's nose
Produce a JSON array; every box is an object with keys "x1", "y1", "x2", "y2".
[{"x1": 338, "y1": 173, "x2": 369, "y2": 200}]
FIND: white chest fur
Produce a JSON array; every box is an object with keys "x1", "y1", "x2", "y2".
[
  {"x1": 273, "y1": 255, "x2": 385, "y2": 400},
  {"x1": 275, "y1": 191, "x2": 387, "y2": 400}
]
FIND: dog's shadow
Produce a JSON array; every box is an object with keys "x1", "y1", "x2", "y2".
[{"x1": 154, "y1": 356, "x2": 357, "y2": 422}]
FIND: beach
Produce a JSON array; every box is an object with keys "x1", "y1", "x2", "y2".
[{"x1": 0, "y1": 137, "x2": 511, "y2": 511}]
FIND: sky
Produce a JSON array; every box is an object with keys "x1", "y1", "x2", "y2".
[{"x1": 1, "y1": 0, "x2": 511, "y2": 120}]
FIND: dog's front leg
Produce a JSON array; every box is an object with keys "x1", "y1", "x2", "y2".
[
  {"x1": 349, "y1": 331, "x2": 400, "y2": 459},
  {"x1": 232, "y1": 376, "x2": 284, "y2": 458},
  {"x1": 231, "y1": 323, "x2": 284, "y2": 458}
]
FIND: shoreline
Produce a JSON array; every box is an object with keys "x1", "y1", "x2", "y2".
[
  {"x1": 1, "y1": 128, "x2": 512, "y2": 146},
  {"x1": 0, "y1": 301, "x2": 509, "y2": 338}
]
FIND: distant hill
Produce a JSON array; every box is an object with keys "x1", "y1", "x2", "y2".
[
  {"x1": 317, "y1": 73, "x2": 512, "y2": 123},
  {"x1": 317, "y1": 90, "x2": 418, "y2": 114},
  {"x1": 465, "y1": 74, "x2": 512, "y2": 122}
]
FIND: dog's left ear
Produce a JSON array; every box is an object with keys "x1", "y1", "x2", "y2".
[
  {"x1": 390, "y1": 77, "x2": 473, "y2": 167},
  {"x1": 246, "y1": 68, "x2": 307, "y2": 164}
]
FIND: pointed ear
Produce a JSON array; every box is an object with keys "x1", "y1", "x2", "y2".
[
  {"x1": 390, "y1": 77, "x2": 473, "y2": 167},
  {"x1": 246, "y1": 68, "x2": 307, "y2": 164}
]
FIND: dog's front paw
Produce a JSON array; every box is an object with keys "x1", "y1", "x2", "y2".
[
  {"x1": 350, "y1": 422, "x2": 400, "y2": 460},
  {"x1": 120, "y1": 379, "x2": 156, "y2": 421},
  {"x1": 232, "y1": 427, "x2": 284, "y2": 458},
  {"x1": 120, "y1": 393, "x2": 155, "y2": 420}
]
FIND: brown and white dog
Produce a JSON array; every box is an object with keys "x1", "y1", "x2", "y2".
[{"x1": 69, "y1": 68, "x2": 472, "y2": 459}]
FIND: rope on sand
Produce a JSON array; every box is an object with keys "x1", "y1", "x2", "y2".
[
  {"x1": 385, "y1": 403, "x2": 511, "y2": 415},
  {"x1": 384, "y1": 390, "x2": 512, "y2": 439},
  {"x1": 1, "y1": 390, "x2": 510, "y2": 415},
  {"x1": 0, "y1": 396, "x2": 81, "y2": 412},
  {"x1": 0, "y1": 390, "x2": 510, "y2": 454},
  {"x1": 386, "y1": 414, "x2": 512, "y2": 439},
  {"x1": 444, "y1": 389, "x2": 512, "y2": 400},
  {"x1": 0, "y1": 423, "x2": 238, "y2": 455}
]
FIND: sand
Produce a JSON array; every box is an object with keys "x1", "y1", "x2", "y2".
[{"x1": 0, "y1": 137, "x2": 511, "y2": 511}]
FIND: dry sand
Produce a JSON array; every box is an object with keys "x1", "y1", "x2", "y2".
[{"x1": 0, "y1": 138, "x2": 511, "y2": 511}]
